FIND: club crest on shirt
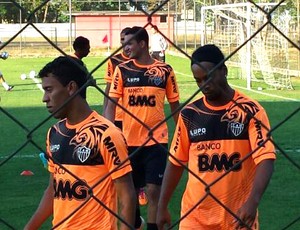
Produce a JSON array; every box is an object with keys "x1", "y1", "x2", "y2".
[
  {"x1": 230, "y1": 122, "x2": 244, "y2": 136},
  {"x1": 149, "y1": 76, "x2": 163, "y2": 86},
  {"x1": 50, "y1": 144, "x2": 60, "y2": 153},
  {"x1": 75, "y1": 146, "x2": 91, "y2": 163}
]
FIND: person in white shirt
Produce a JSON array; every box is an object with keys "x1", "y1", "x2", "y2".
[{"x1": 150, "y1": 25, "x2": 168, "y2": 62}]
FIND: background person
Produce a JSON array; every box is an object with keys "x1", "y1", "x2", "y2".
[
  {"x1": 0, "y1": 71, "x2": 13, "y2": 91},
  {"x1": 156, "y1": 44, "x2": 276, "y2": 230},
  {"x1": 0, "y1": 41, "x2": 13, "y2": 91},
  {"x1": 150, "y1": 25, "x2": 168, "y2": 63},
  {"x1": 102, "y1": 27, "x2": 149, "y2": 206},
  {"x1": 105, "y1": 26, "x2": 180, "y2": 230},
  {"x1": 24, "y1": 56, "x2": 136, "y2": 230},
  {"x1": 103, "y1": 27, "x2": 131, "y2": 130},
  {"x1": 72, "y1": 36, "x2": 90, "y2": 60}
]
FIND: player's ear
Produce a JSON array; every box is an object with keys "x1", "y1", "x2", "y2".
[
  {"x1": 67, "y1": 81, "x2": 78, "y2": 96},
  {"x1": 140, "y1": 40, "x2": 146, "y2": 48}
]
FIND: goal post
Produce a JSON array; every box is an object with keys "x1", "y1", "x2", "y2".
[{"x1": 200, "y1": 2, "x2": 293, "y2": 90}]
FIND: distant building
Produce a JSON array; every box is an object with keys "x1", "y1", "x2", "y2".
[{"x1": 71, "y1": 11, "x2": 175, "y2": 48}]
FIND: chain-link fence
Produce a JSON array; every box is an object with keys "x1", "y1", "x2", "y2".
[{"x1": 1, "y1": 0, "x2": 300, "y2": 229}]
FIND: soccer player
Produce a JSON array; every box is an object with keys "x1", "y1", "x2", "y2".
[
  {"x1": 150, "y1": 25, "x2": 168, "y2": 63},
  {"x1": 0, "y1": 72, "x2": 13, "y2": 91},
  {"x1": 24, "y1": 56, "x2": 136, "y2": 230},
  {"x1": 105, "y1": 26, "x2": 180, "y2": 230},
  {"x1": 0, "y1": 40, "x2": 13, "y2": 91},
  {"x1": 103, "y1": 27, "x2": 131, "y2": 130},
  {"x1": 72, "y1": 36, "x2": 90, "y2": 60},
  {"x1": 156, "y1": 44, "x2": 276, "y2": 230}
]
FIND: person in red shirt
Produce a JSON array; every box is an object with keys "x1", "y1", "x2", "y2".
[
  {"x1": 24, "y1": 56, "x2": 136, "y2": 230},
  {"x1": 105, "y1": 26, "x2": 180, "y2": 230},
  {"x1": 156, "y1": 44, "x2": 276, "y2": 230}
]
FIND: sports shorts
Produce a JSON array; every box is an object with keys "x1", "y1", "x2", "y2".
[{"x1": 128, "y1": 143, "x2": 168, "y2": 188}]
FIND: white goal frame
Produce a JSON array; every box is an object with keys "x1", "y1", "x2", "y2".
[{"x1": 200, "y1": 2, "x2": 293, "y2": 90}]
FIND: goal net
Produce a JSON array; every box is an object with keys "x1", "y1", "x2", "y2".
[{"x1": 201, "y1": 3, "x2": 294, "y2": 90}]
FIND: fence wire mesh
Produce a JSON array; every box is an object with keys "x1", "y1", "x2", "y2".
[{"x1": 0, "y1": 0, "x2": 300, "y2": 229}]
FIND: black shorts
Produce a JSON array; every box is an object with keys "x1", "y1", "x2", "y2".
[{"x1": 128, "y1": 143, "x2": 168, "y2": 188}]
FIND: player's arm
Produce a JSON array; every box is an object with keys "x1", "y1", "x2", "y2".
[
  {"x1": 234, "y1": 159, "x2": 274, "y2": 228},
  {"x1": 169, "y1": 101, "x2": 180, "y2": 124},
  {"x1": 156, "y1": 161, "x2": 184, "y2": 230},
  {"x1": 103, "y1": 59, "x2": 113, "y2": 117},
  {"x1": 114, "y1": 173, "x2": 136, "y2": 230},
  {"x1": 105, "y1": 97, "x2": 118, "y2": 123},
  {"x1": 104, "y1": 66, "x2": 122, "y2": 122},
  {"x1": 102, "y1": 82, "x2": 111, "y2": 117},
  {"x1": 24, "y1": 174, "x2": 54, "y2": 230}
]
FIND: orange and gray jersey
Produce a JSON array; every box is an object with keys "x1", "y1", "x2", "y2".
[
  {"x1": 46, "y1": 111, "x2": 131, "y2": 230},
  {"x1": 169, "y1": 90, "x2": 276, "y2": 229},
  {"x1": 109, "y1": 59, "x2": 179, "y2": 146},
  {"x1": 104, "y1": 53, "x2": 130, "y2": 122}
]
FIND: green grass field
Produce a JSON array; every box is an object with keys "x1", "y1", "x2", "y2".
[{"x1": 1, "y1": 54, "x2": 300, "y2": 230}]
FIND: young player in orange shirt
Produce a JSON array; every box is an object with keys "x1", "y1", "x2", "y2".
[
  {"x1": 156, "y1": 44, "x2": 276, "y2": 230},
  {"x1": 24, "y1": 56, "x2": 136, "y2": 230},
  {"x1": 105, "y1": 26, "x2": 180, "y2": 230},
  {"x1": 103, "y1": 27, "x2": 131, "y2": 130}
]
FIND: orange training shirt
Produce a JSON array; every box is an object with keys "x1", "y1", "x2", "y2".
[
  {"x1": 47, "y1": 111, "x2": 132, "y2": 230},
  {"x1": 109, "y1": 59, "x2": 179, "y2": 146},
  {"x1": 169, "y1": 91, "x2": 276, "y2": 230},
  {"x1": 104, "y1": 53, "x2": 130, "y2": 122}
]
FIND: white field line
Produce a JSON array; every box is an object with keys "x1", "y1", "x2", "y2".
[{"x1": 175, "y1": 71, "x2": 300, "y2": 102}]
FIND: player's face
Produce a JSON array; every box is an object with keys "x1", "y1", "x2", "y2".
[
  {"x1": 120, "y1": 32, "x2": 129, "y2": 57},
  {"x1": 124, "y1": 34, "x2": 142, "y2": 59},
  {"x1": 192, "y1": 62, "x2": 227, "y2": 102},
  {"x1": 41, "y1": 73, "x2": 71, "y2": 119}
]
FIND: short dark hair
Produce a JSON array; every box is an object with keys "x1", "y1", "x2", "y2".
[
  {"x1": 125, "y1": 26, "x2": 149, "y2": 45},
  {"x1": 73, "y1": 36, "x2": 90, "y2": 50},
  {"x1": 191, "y1": 44, "x2": 225, "y2": 67},
  {"x1": 38, "y1": 56, "x2": 89, "y2": 98},
  {"x1": 121, "y1": 27, "x2": 131, "y2": 35}
]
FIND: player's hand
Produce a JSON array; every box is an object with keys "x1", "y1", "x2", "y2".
[
  {"x1": 233, "y1": 199, "x2": 258, "y2": 229},
  {"x1": 156, "y1": 207, "x2": 171, "y2": 230}
]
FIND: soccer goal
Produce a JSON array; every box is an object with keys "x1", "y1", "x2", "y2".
[{"x1": 200, "y1": 2, "x2": 294, "y2": 90}]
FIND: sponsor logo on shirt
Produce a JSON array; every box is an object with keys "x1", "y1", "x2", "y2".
[
  {"x1": 190, "y1": 128, "x2": 206, "y2": 137},
  {"x1": 197, "y1": 142, "x2": 221, "y2": 151},
  {"x1": 198, "y1": 153, "x2": 241, "y2": 172},
  {"x1": 170, "y1": 76, "x2": 178, "y2": 93},
  {"x1": 113, "y1": 72, "x2": 120, "y2": 90},
  {"x1": 128, "y1": 88, "x2": 143, "y2": 93},
  {"x1": 54, "y1": 178, "x2": 89, "y2": 200},
  {"x1": 128, "y1": 95, "x2": 156, "y2": 107},
  {"x1": 127, "y1": 77, "x2": 140, "y2": 83},
  {"x1": 254, "y1": 119, "x2": 265, "y2": 147},
  {"x1": 103, "y1": 136, "x2": 121, "y2": 165}
]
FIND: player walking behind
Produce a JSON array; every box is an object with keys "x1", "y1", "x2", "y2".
[
  {"x1": 25, "y1": 56, "x2": 136, "y2": 230},
  {"x1": 73, "y1": 36, "x2": 90, "y2": 60},
  {"x1": 156, "y1": 44, "x2": 276, "y2": 230},
  {"x1": 105, "y1": 26, "x2": 180, "y2": 230},
  {"x1": 103, "y1": 27, "x2": 131, "y2": 130}
]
